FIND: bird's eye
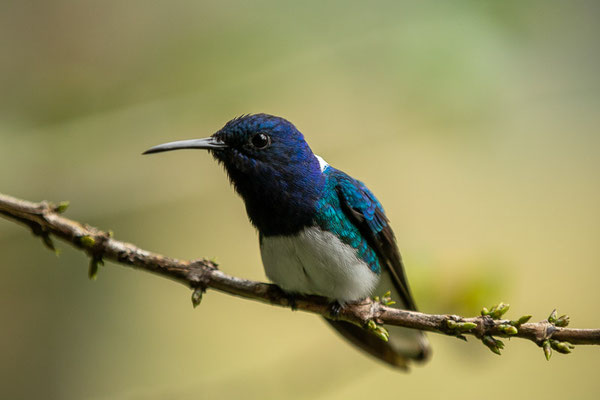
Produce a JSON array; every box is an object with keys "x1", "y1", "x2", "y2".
[{"x1": 250, "y1": 133, "x2": 271, "y2": 149}]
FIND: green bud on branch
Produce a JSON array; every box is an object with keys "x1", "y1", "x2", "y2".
[
  {"x1": 458, "y1": 322, "x2": 477, "y2": 332},
  {"x1": 498, "y1": 324, "x2": 518, "y2": 335},
  {"x1": 542, "y1": 340, "x2": 552, "y2": 360},
  {"x1": 555, "y1": 315, "x2": 570, "y2": 327},
  {"x1": 510, "y1": 315, "x2": 532, "y2": 327},
  {"x1": 481, "y1": 335, "x2": 504, "y2": 355},
  {"x1": 446, "y1": 320, "x2": 457, "y2": 329},
  {"x1": 80, "y1": 235, "x2": 96, "y2": 248},
  {"x1": 54, "y1": 201, "x2": 70, "y2": 214},
  {"x1": 482, "y1": 303, "x2": 510, "y2": 319},
  {"x1": 367, "y1": 320, "x2": 389, "y2": 342},
  {"x1": 191, "y1": 288, "x2": 203, "y2": 308},
  {"x1": 88, "y1": 256, "x2": 103, "y2": 280},
  {"x1": 550, "y1": 340, "x2": 574, "y2": 354}
]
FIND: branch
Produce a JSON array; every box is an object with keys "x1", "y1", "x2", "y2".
[{"x1": 1, "y1": 192, "x2": 599, "y2": 359}]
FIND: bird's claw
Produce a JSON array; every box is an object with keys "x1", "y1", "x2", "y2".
[
  {"x1": 286, "y1": 294, "x2": 299, "y2": 311},
  {"x1": 328, "y1": 301, "x2": 343, "y2": 318}
]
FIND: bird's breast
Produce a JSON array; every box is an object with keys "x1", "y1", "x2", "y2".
[{"x1": 259, "y1": 226, "x2": 379, "y2": 303}]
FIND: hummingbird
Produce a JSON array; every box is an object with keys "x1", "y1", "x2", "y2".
[{"x1": 143, "y1": 114, "x2": 430, "y2": 369}]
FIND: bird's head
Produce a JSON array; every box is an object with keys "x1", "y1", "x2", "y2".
[
  {"x1": 211, "y1": 113, "x2": 318, "y2": 174},
  {"x1": 144, "y1": 114, "x2": 326, "y2": 234}
]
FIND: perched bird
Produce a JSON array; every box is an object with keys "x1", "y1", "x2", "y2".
[{"x1": 144, "y1": 114, "x2": 430, "y2": 369}]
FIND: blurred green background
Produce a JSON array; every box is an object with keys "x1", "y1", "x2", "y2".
[{"x1": 1, "y1": 1, "x2": 599, "y2": 399}]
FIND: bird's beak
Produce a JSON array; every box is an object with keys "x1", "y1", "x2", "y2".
[{"x1": 142, "y1": 137, "x2": 228, "y2": 155}]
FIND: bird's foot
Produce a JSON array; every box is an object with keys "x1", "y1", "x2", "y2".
[
  {"x1": 284, "y1": 293, "x2": 299, "y2": 311},
  {"x1": 373, "y1": 290, "x2": 396, "y2": 306},
  {"x1": 328, "y1": 301, "x2": 344, "y2": 319},
  {"x1": 366, "y1": 320, "x2": 389, "y2": 342}
]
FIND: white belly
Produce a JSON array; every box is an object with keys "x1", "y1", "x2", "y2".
[{"x1": 260, "y1": 226, "x2": 379, "y2": 303}]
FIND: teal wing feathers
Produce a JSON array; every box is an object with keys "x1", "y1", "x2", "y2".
[{"x1": 321, "y1": 167, "x2": 430, "y2": 368}]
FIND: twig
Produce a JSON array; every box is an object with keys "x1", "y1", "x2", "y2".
[{"x1": 1, "y1": 192, "x2": 599, "y2": 358}]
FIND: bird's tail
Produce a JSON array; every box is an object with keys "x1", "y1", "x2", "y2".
[{"x1": 325, "y1": 269, "x2": 430, "y2": 369}]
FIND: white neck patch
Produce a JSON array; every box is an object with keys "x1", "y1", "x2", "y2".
[{"x1": 315, "y1": 155, "x2": 329, "y2": 172}]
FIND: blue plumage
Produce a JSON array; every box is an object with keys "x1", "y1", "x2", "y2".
[
  {"x1": 212, "y1": 114, "x2": 325, "y2": 236},
  {"x1": 144, "y1": 113, "x2": 430, "y2": 368}
]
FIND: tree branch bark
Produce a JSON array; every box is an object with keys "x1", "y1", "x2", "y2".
[{"x1": 1, "y1": 192, "x2": 599, "y2": 358}]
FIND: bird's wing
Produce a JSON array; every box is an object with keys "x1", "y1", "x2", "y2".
[{"x1": 325, "y1": 169, "x2": 430, "y2": 368}]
